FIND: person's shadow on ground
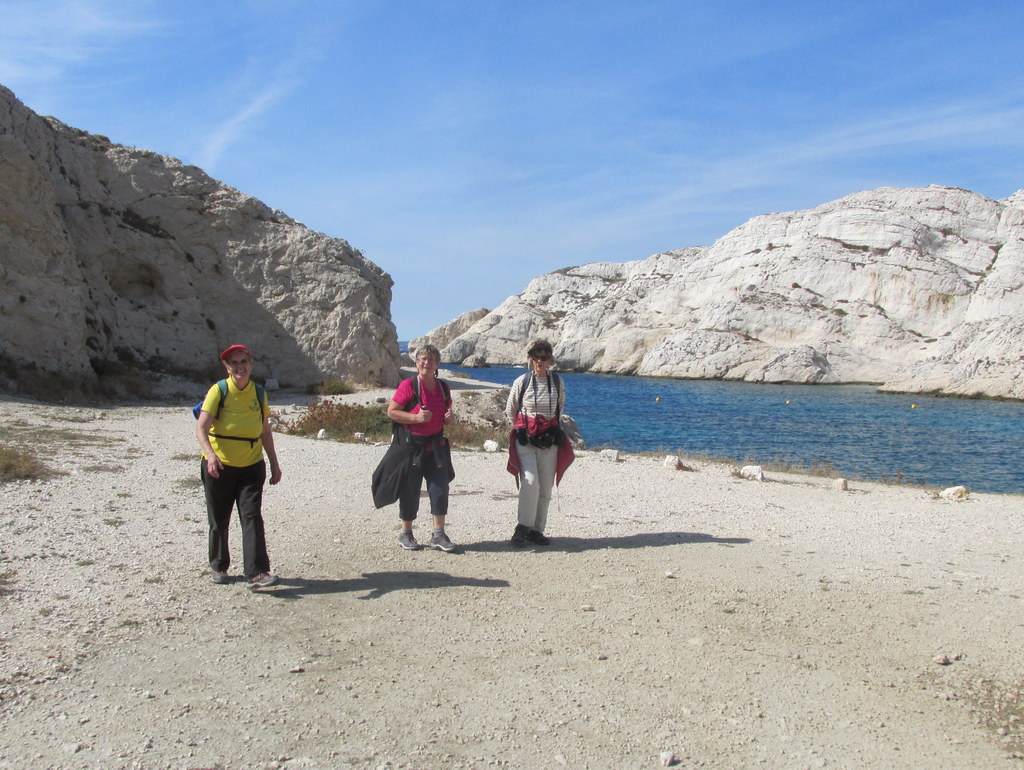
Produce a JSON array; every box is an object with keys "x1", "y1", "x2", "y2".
[
  {"x1": 460, "y1": 531, "x2": 752, "y2": 553},
  {"x1": 261, "y1": 571, "x2": 510, "y2": 600},
  {"x1": 256, "y1": 533, "x2": 749, "y2": 599}
]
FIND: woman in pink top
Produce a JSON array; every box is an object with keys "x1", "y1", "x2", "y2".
[{"x1": 386, "y1": 344, "x2": 456, "y2": 551}]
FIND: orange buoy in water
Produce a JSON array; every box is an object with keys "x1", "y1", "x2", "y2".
[{"x1": 655, "y1": 397, "x2": 661, "y2": 402}]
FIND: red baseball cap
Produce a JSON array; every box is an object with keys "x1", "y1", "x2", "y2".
[{"x1": 220, "y1": 344, "x2": 253, "y2": 361}]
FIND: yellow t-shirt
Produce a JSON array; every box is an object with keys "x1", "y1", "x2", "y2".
[{"x1": 201, "y1": 379, "x2": 269, "y2": 467}]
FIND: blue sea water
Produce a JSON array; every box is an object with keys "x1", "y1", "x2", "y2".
[{"x1": 448, "y1": 365, "x2": 1024, "y2": 495}]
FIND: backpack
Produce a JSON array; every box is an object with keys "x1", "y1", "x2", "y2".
[{"x1": 193, "y1": 379, "x2": 266, "y2": 421}]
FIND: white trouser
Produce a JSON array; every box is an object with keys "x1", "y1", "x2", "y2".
[{"x1": 516, "y1": 441, "x2": 557, "y2": 532}]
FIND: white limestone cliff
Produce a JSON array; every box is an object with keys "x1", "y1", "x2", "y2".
[
  {"x1": 408, "y1": 307, "x2": 490, "y2": 358},
  {"x1": 0, "y1": 85, "x2": 400, "y2": 397},
  {"x1": 437, "y1": 186, "x2": 1024, "y2": 399}
]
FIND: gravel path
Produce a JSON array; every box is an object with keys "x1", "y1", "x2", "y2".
[{"x1": 1, "y1": 392, "x2": 1023, "y2": 769}]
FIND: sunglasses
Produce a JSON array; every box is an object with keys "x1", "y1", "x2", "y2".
[{"x1": 530, "y1": 353, "x2": 552, "y2": 362}]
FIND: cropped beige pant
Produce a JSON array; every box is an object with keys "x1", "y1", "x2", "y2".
[{"x1": 515, "y1": 441, "x2": 557, "y2": 533}]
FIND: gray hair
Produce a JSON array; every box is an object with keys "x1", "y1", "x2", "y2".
[{"x1": 412, "y1": 344, "x2": 441, "y2": 363}]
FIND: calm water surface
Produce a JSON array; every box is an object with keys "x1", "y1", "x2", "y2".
[{"x1": 449, "y1": 365, "x2": 1024, "y2": 494}]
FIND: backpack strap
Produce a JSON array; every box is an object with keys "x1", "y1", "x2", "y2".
[{"x1": 213, "y1": 379, "x2": 228, "y2": 420}]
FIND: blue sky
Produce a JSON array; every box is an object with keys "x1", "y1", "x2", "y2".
[{"x1": 2, "y1": 1, "x2": 1023, "y2": 340}]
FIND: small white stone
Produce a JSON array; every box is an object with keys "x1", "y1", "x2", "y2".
[
  {"x1": 660, "y1": 750, "x2": 675, "y2": 766},
  {"x1": 740, "y1": 465, "x2": 765, "y2": 481},
  {"x1": 483, "y1": 439, "x2": 500, "y2": 453},
  {"x1": 940, "y1": 485, "x2": 969, "y2": 501},
  {"x1": 316, "y1": 428, "x2": 328, "y2": 440}
]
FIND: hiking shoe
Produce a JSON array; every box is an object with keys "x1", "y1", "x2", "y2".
[
  {"x1": 247, "y1": 572, "x2": 279, "y2": 589},
  {"x1": 525, "y1": 529, "x2": 551, "y2": 546},
  {"x1": 398, "y1": 531, "x2": 421, "y2": 550},
  {"x1": 210, "y1": 570, "x2": 229, "y2": 585},
  {"x1": 511, "y1": 524, "x2": 529, "y2": 547},
  {"x1": 430, "y1": 531, "x2": 456, "y2": 552}
]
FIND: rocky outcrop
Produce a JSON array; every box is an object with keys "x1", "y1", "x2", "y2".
[
  {"x1": 0, "y1": 85, "x2": 400, "y2": 397},
  {"x1": 408, "y1": 307, "x2": 489, "y2": 359},
  {"x1": 437, "y1": 186, "x2": 1024, "y2": 399}
]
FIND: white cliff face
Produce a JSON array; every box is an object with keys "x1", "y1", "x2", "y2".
[
  {"x1": 408, "y1": 307, "x2": 490, "y2": 359},
  {"x1": 436, "y1": 186, "x2": 1024, "y2": 398},
  {"x1": 0, "y1": 85, "x2": 400, "y2": 396}
]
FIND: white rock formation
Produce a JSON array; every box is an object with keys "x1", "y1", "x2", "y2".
[
  {"x1": 0, "y1": 85, "x2": 400, "y2": 396},
  {"x1": 408, "y1": 307, "x2": 489, "y2": 357},
  {"x1": 436, "y1": 186, "x2": 1024, "y2": 399}
]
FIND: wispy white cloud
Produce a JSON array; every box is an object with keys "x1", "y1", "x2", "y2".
[
  {"x1": 635, "y1": 99, "x2": 1024, "y2": 219},
  {"x1": 0, "y1": 0, "x2": 159, "y2": 82},
  {"x1": 195, "y1": 79, "x2": 298, "y2": 172}
]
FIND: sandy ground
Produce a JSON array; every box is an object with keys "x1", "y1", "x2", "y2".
[{"x1": 1, "y1": 382, "x2": 1024, "y2": 770}]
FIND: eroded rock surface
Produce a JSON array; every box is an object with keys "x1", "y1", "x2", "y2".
[
  {"x1": 0, "y1": 85, "x2": 400, "y2": 396},
  {"x1": 438, "y1": 186, "x2": 1024, "y2": 398}
]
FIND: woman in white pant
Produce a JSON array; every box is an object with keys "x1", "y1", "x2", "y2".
[{"x1": 505, "y1": 339, "x2": 568, "y2": 547}]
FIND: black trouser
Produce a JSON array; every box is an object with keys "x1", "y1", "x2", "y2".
[
  {"x1": 201, "y1": 460, "x2": 269, "y2": 578},
  {"x1": 398, "y1": 448, "x2": 449, "y2": 522}
]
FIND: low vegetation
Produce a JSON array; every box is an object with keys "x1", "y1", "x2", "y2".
[
  {"x1": 440, "y1": 417, "x2": 506, "y2": 449},
  {"x1": 284, "y1": 401, "x2": 392, "y2": 442},
  {"x1": 0, "y1": 569, "x2": 15, "y2": 596},
  {"x1": 282, "y1": 400, "x2": 506, "y2": 449},
  {"x1": 308, "y1": 378, "x2": 355, "y2": 396},
  {"x1": 0, "y1": 443, "x2": 53, "y2": 482}
]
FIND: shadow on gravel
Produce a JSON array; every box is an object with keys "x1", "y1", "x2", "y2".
[
  {"x1": 261, "y1": 571, "x2": 510, "y2": 601},
  {"x1": 460, "y1": 531, "x2": 752, "y2": 553}
]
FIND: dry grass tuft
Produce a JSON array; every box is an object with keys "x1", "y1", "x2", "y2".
[{"x1": 0, "y1": 443, "x2": 54, "y2": 482}]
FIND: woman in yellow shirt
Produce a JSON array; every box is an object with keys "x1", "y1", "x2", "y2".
[{"x1": 195, "y1": 344, "x2": 282, "y2": 588}]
